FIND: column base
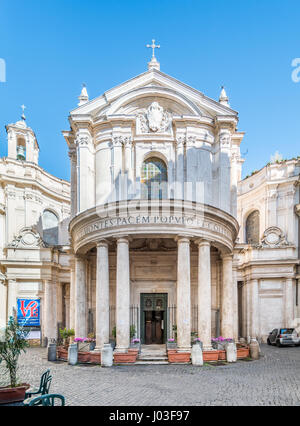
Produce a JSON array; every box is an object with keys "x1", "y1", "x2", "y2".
[
  {"x1": 177, "y1": 346, "x2": 191, "y2": 353},
  {"x1": 114, "y1": 347, "x2": 129, "y2": 353},
  {"x1": 202, "y1": 345, "x2": 213, "y2": 351}
]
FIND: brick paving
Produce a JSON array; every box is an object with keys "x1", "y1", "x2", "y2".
[{"x1": 1, "y1": 344, "x2": 300, "y2": 406}]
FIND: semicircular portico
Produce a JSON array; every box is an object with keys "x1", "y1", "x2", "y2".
[{"x1": 70, "y1": 200, "x2": 238, "y2": 255}]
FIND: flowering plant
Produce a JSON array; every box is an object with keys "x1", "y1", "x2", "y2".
[
  {"x1": 74, "y1": 337, "x2": 85, "y2": 343},
  {"x1": 211, "y1": 336, "x2": 234, "y2": 349},
  {"x1": 168, "y1": 338, "x2": 175, "y2": 342},
  {"x1": 193, "y1": 338, "x2": 202, "y2": 342},
  {"x1": 212, "y1": 337, "x2": 233, "y2": 342},
  {"x1": 131, "y1": 338, "x2": 140, "y2": 344}
]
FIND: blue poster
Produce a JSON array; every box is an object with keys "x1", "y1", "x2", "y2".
[{"x1": 17, "y1": 299, "x2": 40, "y2": 327}]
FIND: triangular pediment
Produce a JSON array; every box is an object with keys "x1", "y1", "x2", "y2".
[{"x1": 69, "y1": 69, "x2": 238, "y2": 122}]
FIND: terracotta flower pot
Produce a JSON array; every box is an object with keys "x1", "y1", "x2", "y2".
[
  {"x1": 0, "y1": 384, "x2": 30, "y2": 405},
  {"x1": 114, "y1": 352, "x2": 138, "y2": 364},
  {"x1": 57, "y1": 347, "x2": 68, "y2": 360},
  {"x1": 168, "y1": 352, "x2": 190, "y2": 363},
  {"x1": 78, "y1": 351, "x2": 90, "y2": 363},
  {"x1": 237, "y1": 348, "x2": 250, "y2": 359},
  {"x1": 88, "y1": 352, "x2": 101, "y2": 364},
  {"x1": 218, "y1": 350, "x2": 226, "y2": 360},
  {"x1": 203, "y1": 350, "x2": 219, "y2": 362}
]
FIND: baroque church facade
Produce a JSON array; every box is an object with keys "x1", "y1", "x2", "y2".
[{"x1": 0, "y1": 53, "x2": 299, "y2": 352}]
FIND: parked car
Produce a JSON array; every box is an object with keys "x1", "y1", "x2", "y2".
[{"x1": 267, "y1": 328, "x2": 300, "y2": 347}]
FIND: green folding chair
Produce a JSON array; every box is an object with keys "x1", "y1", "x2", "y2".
[
  {"x1": 25, "y1": 369, "x2": 52, "y2": 399},
  {"x1": 28, "y1": 394, "x2": 65, "y2": 406}
]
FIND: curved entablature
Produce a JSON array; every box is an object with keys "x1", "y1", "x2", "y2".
[{"x1": 69, "y1": 200, "x2": 239, "y2": 255}]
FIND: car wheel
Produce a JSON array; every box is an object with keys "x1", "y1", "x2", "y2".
[
  {"x1": 267, "y1": 339, "x2": 271, "y2": 346},
  {"x1": 276, "y1": 341, "x2": 282, "y2": 347}
]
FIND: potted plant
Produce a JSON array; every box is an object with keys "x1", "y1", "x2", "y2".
[
  {"x1": 0, "y1": 316, "x2": 30, "y2": 405},
  {"x1": 167, "y1": 338, "x2": 177, "y2": 349},
  {"x1": 130, "y1": 338, "x2": 141, "y2": 353},
  {"x1": 130, "y1": 325, "x2": 136, "y2": 340},
  {"x1": 74, "y1": 337, "x2": 89, "y2": 352},
  {"x1": 86, "y1": 333, "x2": 96, "y2": 351},
  {"x1": 68, "y1": 328, "x2": 75, "y2": 345},
  {"x1": 59, "y1": 328, "x2": 75, "y2": 348},
  {"x1": 59, "y1": 328, "x2": 69, "y2": 348},
  {"x1": 211, "y1": 337, "x2": 234, "y2": 350}
]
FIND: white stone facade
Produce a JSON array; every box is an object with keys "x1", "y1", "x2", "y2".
[
  {"x1": 236, "y1": 159, "x2": 300, "y2": 341},
  {"x1": 0, "y1": 61, "x2": 299, "y2": 348}
]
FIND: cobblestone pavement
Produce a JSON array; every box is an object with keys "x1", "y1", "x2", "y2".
[{"x1": 1, "y1": 344, "x2": 300, "y2": 406}]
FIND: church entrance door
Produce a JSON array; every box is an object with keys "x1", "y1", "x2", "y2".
[{"x1": 140, "y1": 293, "x2": 168, "y2": 344}]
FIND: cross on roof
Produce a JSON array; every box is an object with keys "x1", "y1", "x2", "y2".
[
  {"x1": 147, "y1": 39, "x2": 160, "y2": 59},
  {"x1": 21, "y1": 104, "x2": 26, "y2": 120}
]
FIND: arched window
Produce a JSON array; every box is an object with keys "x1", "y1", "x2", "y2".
[
  {"x1": 42, "y1": 209, "x2": 59, "y2": 245},
  {"x1": 141, "y1": 157, "x2": 168, "y2": 200},
  {"x1": 245, "y1": 210, "x2": 260, "y2": 244}
]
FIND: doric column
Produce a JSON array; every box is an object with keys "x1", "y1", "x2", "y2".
[
  {"x1": 221, "y1": 254, "x2": 234, "y2": 338},
  {"x1": 196, "y1": 239, "x2": 212, "y2": 350},
  {"x1": 0, "y1": 277, "x2": 7, "y2": 328},
  {"x1": 232, "y1": 264, "x2": 239, "y2": 341},
  {"x1": 250, "y1": 279, "x2": 259, "y2": 339},
  {"x1": 7, "y1": 279, "x2": 17, "y2": 318},
  {"x1": 95, "y1": 240, "x2": 110, "y2": 350},
  {"x1": 285, "y1": 278, "x2": 294, "y2": 328},
  {"x1": 75, "y1": 255, "x2": 87, "y2": 338},
  {"x1": 69, "y1": 257, "x2": 75, "y2": 330},
  {"x1": 115, "y1": 237, "x2": 130, "y2": 352},
  {"x1": 56, "y1": 281, "x2": 63, "y2": 327},
  {"x1": 176, "y1": 237, "x2": 191, "y2": 352},
  {"x1": 44, "y1": 280, "x2": 57, "y2": 341},
  {"x1": 64, "y1": 284, "x2": 70, "y2": 330}
]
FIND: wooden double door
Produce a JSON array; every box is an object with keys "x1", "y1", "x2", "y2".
[{"x1": 140, "y1": 293, "x2": 168, "y2": 344}]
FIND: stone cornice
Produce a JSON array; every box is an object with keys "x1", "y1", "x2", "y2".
[{"x1": 0, "y1": 159, "x2": 70, "y2": 204}]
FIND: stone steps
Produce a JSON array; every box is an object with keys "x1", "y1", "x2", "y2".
[
  {"x1": 138, "y1": 356, "x2": 168, "y2": 361},
  {"x1": 135, "y1": 360, "x2": 169, "y2": 365}
]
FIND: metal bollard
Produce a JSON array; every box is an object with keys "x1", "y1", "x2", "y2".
[
  {"x1": 48, "y1": 342, "x2": 57, "y2": 361},
  {"x1": 68, "y1": 343, "x2": 78, "y2": 365}
]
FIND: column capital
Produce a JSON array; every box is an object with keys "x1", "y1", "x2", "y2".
[
  {"x1": 194, "y1": 238, "x2": 210, "y2": 247},
  {"x1": 175, "y1": 235, "x2": 190, "y2": 245},
  {"x1": 96, "y1": 239, "x2": 110, "y2": 248},
  {"x1": 115, "y1": 235, "x2": 131, "y2": 244},
  {"x1": 221, "y1": 252, "x2": 233, "y2": 261}
]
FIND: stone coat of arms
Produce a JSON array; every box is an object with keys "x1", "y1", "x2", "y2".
[{"x1": 138, "y1": 102, "x2": 171, "y2": 133}]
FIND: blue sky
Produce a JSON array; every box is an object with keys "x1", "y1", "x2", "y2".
[{"x1": 0, "y1": 0, "x2": 299, "y2": 181}]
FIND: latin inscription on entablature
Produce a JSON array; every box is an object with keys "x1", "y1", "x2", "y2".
[{"x1": 77, "y1": 214, "x2": 232, "y2": 240}]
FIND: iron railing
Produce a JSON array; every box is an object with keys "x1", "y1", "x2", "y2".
[{"x1": 108, "y1": 305, "x2": 221, "y2": 340}]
